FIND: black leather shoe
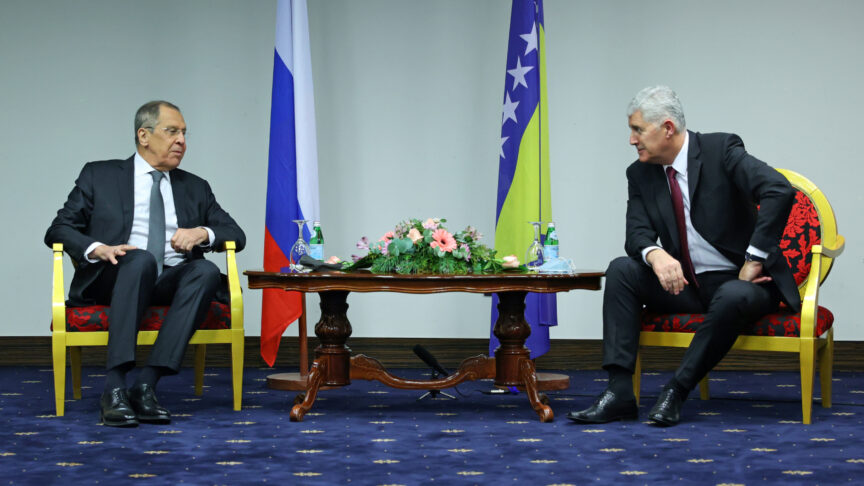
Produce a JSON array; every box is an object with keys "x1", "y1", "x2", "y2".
[
  {"x1": 100, "y1": 387, "x2": 138, "y2": 427},
  {"x1": 648, "y1": 388, "x2": 685, "y2": 426},
  {"x1": 567, "y1": 389, "x2": 638, "y2": 424},
  {"x1": 128, "y1": 383, "x2": 171, "y2": 424}
]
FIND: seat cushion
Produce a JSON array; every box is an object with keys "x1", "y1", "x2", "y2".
[
  {"x1": 59, "y1": 301, "x2": 231, "y2": 332},
  {"x1": 641, "y1": 306, "x2": 834, "y2": 337}
]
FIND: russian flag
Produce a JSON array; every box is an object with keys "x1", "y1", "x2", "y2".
[{"x1": 262, "y1": 0, "x2": 319, "y2": 367}]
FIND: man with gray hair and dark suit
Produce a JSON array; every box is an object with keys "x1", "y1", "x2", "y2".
[
  {"x1": 46, "y1": 101, "x2": 245, "y2": 427},
  {"x1": 568, "y1": 86, "x2": 799, "y2": 426}
]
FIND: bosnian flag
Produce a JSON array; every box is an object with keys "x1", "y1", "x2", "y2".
[
  {"x1": 490, "y1": 0, "x2": 557, "y2": 359},
  {"x1": 262, "y1": 0, "x2": 319, "y2": 367}
]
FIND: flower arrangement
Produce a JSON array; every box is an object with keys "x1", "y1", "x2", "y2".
[{"x1": 344, "y1": 218, "x2": 522, "y2": 274}]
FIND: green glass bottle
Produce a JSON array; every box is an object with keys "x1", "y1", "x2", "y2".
[
  {"x1": 544, "y1": 222, "x2": 559, "y2": 260},
  {"x1": 309, "y1": 221, "x2": 324, "y2": 260}
]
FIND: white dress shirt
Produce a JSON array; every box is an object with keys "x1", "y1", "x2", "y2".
[
  {"x1": 642, "y1": 131, "x2": 766, "y2": 273},
  {"x1": 84, "y1": 153, "x2": 214, "y2": 265}
]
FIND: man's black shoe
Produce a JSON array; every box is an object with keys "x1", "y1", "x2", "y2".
[
  {"x1": 648, "y1": 388, "x2": 685, "y2": 426},
  {"x1": 566, "y1": 389, "x2": 638, "y2": 424},
  {"x1": 128, "y1": 383, "x2": 171, "y2": 424},
  {"x1": 100, "y1": 387, "x2": 138, "y2": 427}
]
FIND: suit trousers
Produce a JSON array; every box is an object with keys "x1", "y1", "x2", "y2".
[
  {"x1": 83, "y1": 249, "x2": 221, "y2": 373},
  {"x1": 601, "y1": 256, "x2": 781, "y2": 391}
]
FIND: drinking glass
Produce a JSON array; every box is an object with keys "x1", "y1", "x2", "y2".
[
  {"x1": 525, "y1": 221, "x2": 545, "y2": 270},
  {"x1": 289, "y1": 219, "x2": 311, "y2": 272}
]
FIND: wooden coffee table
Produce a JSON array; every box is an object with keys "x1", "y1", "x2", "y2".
[{"x1": 244, "y1": 271, "x2": 603, "y2": 422}]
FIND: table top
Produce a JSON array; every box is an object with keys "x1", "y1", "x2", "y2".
[{"x1": 244, "y1": 270, "x2": 604, "y2": 294}]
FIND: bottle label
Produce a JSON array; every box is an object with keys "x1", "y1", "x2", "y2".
[
  {"x1": 309, "y1": 244, "x2": 323, "y2": 260},
  {"x1": 544, "y1": 244, "x2": 559, "y2": 260}
]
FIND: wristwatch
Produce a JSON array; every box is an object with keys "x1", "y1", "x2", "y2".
[{"x1": 744, "y1": 252, "x2": 766, "y2": 263}]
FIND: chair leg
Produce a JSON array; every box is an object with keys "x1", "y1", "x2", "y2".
[
  {"x1": 52, "y1": 333, "x2": 67, "y2": 416},
  {"x1": 231, "y1": 330, "x2": 244, "y2": 411},
  {"x1": 698, "y1": 375, "x2": 710, "y2": 400},
  {"x1": 71, "y1": 347, "x2": 82, "y2": 400},
  {"x1": 633, "y1": 351, "x2": 642, "y2": 406},
  {"x1": 818, "y1": 331, "x2": 833, "y2": 409},
  {"x1": 800, "y1": 338, "x2": 816, "y2": 424},
  {"x1": 194, "y1": 344, "x2": 206, "y2": 396}
]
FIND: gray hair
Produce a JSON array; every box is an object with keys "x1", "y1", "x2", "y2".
[
  {"x1": 134, "y1": 100, "x2": 181, "y2": 145},
  {"x1": 627, "y1": 86, "x2": 686, "y2": 132}
]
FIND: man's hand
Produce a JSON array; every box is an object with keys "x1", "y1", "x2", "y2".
[
  {"x1": 89, "y1": 244, "x2": 138, "y2": 265},
  {"x1": 646, "y1": 248, "x2": 689, "y2": 295},
  {"x1": 739, "y1": 261, "x2": 772, "y2": 284},
  {"x1": 171, "y1": 227, "x2": 209, "y2": 253}
]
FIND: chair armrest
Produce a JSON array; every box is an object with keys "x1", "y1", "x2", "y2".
[
  {"x1": 223, "y1": 241, "x2": 244, "y2": 331},
  {"x1": 799, "y1": 234, "x2": 844, "y2": 339},
  {"x1": 52, "y1": 244, "x2": 66, "y2": 332}
]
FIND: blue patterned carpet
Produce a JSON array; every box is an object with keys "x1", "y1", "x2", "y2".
[{"x1": 2, "y1": 366, "x2": 864, "y2": 485}]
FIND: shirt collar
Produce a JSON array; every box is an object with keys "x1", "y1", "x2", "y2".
[
  {"x1": 669, "y1": 131, "x2": 690, "y2": 176},
  {"x1": 134, "y1": 152, "x2": 171, "y2": 181}
]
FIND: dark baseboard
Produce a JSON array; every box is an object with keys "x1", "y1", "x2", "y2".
[{"x1": 2, "y1": 336, "x2": 863, "y2": 371}]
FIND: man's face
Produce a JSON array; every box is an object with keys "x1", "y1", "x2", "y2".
[
  {"x1": 138, "y1": 106, "x2": 187, "y2": 171},
  {"x1": 628, "y1": 110, "x2": 671, "y2": 165}
]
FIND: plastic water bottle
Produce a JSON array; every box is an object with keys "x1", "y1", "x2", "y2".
[
  {"x1": 544, "y1": 222, "x2": 559, "y2": 260},
  {"x1": 309, "y1": 221, "x2": 324, "y2": 260}
]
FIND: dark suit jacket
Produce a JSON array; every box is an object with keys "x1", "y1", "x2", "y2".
[
  {"x1": 624, "y1": 131, "x2": 800, "y2": 312},
  {"x1": 45, "y1": 156, "x2": 246, "y2": 305}
]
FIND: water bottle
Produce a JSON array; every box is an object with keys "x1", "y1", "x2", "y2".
[
  {"x1": 544, "y1": 222, "x2": 559, "y2": 260},
  {"x1": 309, "y1": 221, "x2": 324, "y2": 260}
]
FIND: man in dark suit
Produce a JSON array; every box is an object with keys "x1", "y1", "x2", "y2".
[
  {"x1": 567, "y1": 86, "x2": 799, "y2": 426},
  {"x1": 45, "y1": 101, "x2": 245, "y2": 427}
]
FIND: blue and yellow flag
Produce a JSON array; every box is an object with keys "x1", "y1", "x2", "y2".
[{"x1": 490, "y1": 0, "x2": 557, "y2": 359}]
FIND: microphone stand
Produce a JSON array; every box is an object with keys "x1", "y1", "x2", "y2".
[{"x1": 416, "y1": 370, "x2": 456, "y2": 401}]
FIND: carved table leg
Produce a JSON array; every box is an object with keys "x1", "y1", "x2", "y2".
[
  {"x1": 519, "y1": 358, "x2": 553, "y2": 422},
  {"x1": 493, "y1": 291, "x2": 531, "y2": 387},
  {"x1": 290, "y1": 361, "x2": 326, "y2": 421},
  {"x1": 314, "y1": 291, "x2": 353, "y2": 387}
]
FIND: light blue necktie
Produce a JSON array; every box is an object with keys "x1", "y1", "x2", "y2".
[{"x1": 147, "y1": 171, "x2": 166, "y2": 274}]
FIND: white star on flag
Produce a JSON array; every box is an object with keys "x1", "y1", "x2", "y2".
[
  {"x1": 520, "y1": 22, "x2": 537, "y2": 55},
  {"x1": 502, "y1": 93, "x2": 519, "y2": 125},
  {"x1": 507, "y1": 57, "x2": 534, "y2": 90},
  {"x1": 500, "y1": 136, "x2": 509, "y2": 158}
]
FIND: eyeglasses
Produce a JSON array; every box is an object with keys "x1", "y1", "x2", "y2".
[{"x1": 144, "y1": 126, "x2": 187, "y2": 138}]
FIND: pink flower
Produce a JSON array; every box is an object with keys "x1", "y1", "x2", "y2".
[
  {"x1": 356, "y1": 237, "x2": 369, "y2": 250},
  {"x1": 326, "y1": 256, "x2": 342, "y2": 264},
  {"x1": 429, "y1": 229, "x2": 457, "y2": 253},
  {"x1": 501, "y1": 255, "x2": 520, "y2": 268},
  {"x1": 351, "y1": 254, "x2": 362, "y2": 262},
  {"x1": 407, "y1": 228, "x2": 423, "y2": 243},
  {"x1": 422, "y1": 218, "x2": 440, "y2": 230},
  {"x1": 379, "y1": 231, "x2": 395, "y2": 243},
  {"x1": 460, "y1": 243, "x2": 471, "y2": 261}
]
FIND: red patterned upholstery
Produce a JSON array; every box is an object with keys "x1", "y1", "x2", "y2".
[
  {"x1": 780, "y1": 190, "x2": 821, "y2": 286},
  {"x1": 642, "y1": 305, "x2": 834, "y2": 337},
  {"x1": 56, "y1": 301, "x2": 231, "y2": 332}
]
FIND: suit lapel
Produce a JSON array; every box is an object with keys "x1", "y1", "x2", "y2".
[
  {"x1": 170, "y1": 170, "x2": 189, "y2": 228},
  {"x1": 687, "y1": 130, "x2": 702, "y2": 203},
  {"x1": 119, "y1": 157, "x2": 135, "y2": 242}
]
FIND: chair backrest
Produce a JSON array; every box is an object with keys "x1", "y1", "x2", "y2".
[{"x1": 776, "y1": 169, "x2": 838, "y2": 300}]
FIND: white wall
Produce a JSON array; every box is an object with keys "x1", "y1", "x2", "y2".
[{"x1": 2, "y1": 0, "x2": 861, "y2": 342}]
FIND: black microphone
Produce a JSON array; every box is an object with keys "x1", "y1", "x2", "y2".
[{"x1": 412, "y1": 344, "x2": 449, "y2": 377}]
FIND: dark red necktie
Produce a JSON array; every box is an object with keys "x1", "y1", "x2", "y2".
[{"x1": 665, "y1": 166, "x2": 698, "y2": 286}]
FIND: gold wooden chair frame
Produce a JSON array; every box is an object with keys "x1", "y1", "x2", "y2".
[
  {"x1": 51, "y1": 242, "x2": 245, "y2": 416},
  {"x1": 633, "y1": 169, "x2": 845, "y2": 424}
]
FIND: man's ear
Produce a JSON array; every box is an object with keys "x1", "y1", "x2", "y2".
[
  {"x1": 137, "y1": 128, "x2": 149, "y2": 146},
  {"x1": 662, "y1": 120, "x2": 677, "y2": 138}
]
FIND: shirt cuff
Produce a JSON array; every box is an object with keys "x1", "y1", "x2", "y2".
[
  {"x1": 199, "y1": 227, "x2": 215, "y2": 248},
  {"x1": 642, "y1": 245, "x2": 663, "y2": 266},
  {"x1": 84, "y1": 242, "x2": 104, "y2": 263},
  {"x1": 746, "y1": 245, "x2": 769, "y2": 260}
]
